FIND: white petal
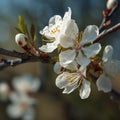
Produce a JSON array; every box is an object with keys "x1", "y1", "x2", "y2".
[
  {"x1": 82, "y1": 43, "x2": 101, "y2": 58},
  {"x1": 22, "y1": 107, "x2": 35, "y2": 120},
  {"x1": 81, "y1": 25, "x2": 99, "y2": 45},
  {"x1": 49, "y1": 15, "x2": 62, "y2": 25},
  {"x1": 12, "y1": 75, "x2": 40, "y2": 93},
  {"x1": 79, "y1": 65, "x2": 87, "y2": 77},
  {"x1": 79, "y1": 78, "x2": 91, "y2": 99},
  {"x1": 62, "y1": 79, "x2": 78, "y2": 94},
  {"x1": 63, "y1": 7, "x2": 71, "y2": 22},
  {"x1": 76, "y1": 51, "x2": 90, "y2": 66},
  {"x1": 103, "y1": 60, "x2": 120, "y2": 93},
  {"x1": 0, "y1": 83, "x2": 9, "y2": 100},
  {"x1": 55, "y1": 72, "x2": 80, "y2": 94},
  {"x1": 104, "y1": 60, "x2": 120, "y2": 93},
  {"x1": 53, "y1": 62, "x2": 62, "y2": 74},
  {"x1": 59, "y1": 49, "x2": 76, "y2": 67},
  {"x1": 60, "y1": 20, "x2": 79, "y2": 48},
  {"x1": 64, "y1": 61, "x2": 78, "y2": 71},
  {"x1": 40, "y1": 15, "x2": 62, "y2": 39},
  {"x1": 104, "y1": 60, "x2": 120, "y2": 78},
  {"x1": 9, "y1": 92, "x2": 20, "y2": 103},
  {"x1": 31, "y1": 78, "x2": 41, "y2": 92},
  {"x1": 7, "y1": 104, "x2": 24, "y2": 118},
  {"x1": 102, "y1": 45, "x2": 113, "y2": 63},
  {"x1": 96, "y1": 73, "x2": 112, "y2": 92},
  {"x1": 39, "y1": 40, "x2": 58, "y2": 53},
  {"x1": 40, "y1": 26, "x2": 57, "y2": 39},
  {"x1": 55, "y1": 72, "x2": 70, "y2": 89}
]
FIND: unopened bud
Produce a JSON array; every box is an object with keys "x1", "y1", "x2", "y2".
[
  {"x1": 107, "y1": 0, "x2": 118, "y2": 10},
  {"x1": 15, "y1": 33, "x2": 32, "y2": 54},
  {"x1": 15, "y1": 33, "x2": 28, "y2": 47},
  {"x1": 103, "y1": 0, "x2": 118, "y2": 17}
]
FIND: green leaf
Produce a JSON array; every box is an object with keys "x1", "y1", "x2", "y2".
[
  {"x1": 30, "y1": 23, "x2": 36, "y2": 42},
  {"x1": 17, "y1": 15, "x2": 29, "y2": 38}
]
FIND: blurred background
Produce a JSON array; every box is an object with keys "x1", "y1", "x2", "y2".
[{"x1": 0, "y1": 0, "x2": 120, "y2": 120}]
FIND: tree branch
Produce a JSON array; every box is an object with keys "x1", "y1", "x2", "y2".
[
  {"x1": 99, "y1": 4, "x2": 120, "y2": 32},
  {"x1": 0, "y1": 48, "x2": 28, "y2": 58},
  {"x1": 94, "y1": 23, "x2": 120, "y2": 43},
  {"x1": 0, "y1": 49, "x2": 51, "y2": 70}
]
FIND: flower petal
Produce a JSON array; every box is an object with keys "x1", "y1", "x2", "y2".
[
  {"x1": 76, "y1": 51, "x2": 90, "y2": 66},
  {"x1": 79, "y1": 65, "x2": 87, "y2": 77},
  {"x1": 104, "y1": 60, "x2": 120, "y2": 78},
  {"x1": 82, "y1": 43, "x2": 101, "y2": 58},
  {"x1": 79, "y1": 78, "x2": 91, "y2": 99},
  {"x1": 55, "y1": 72, "x2": 70, "y2": 89},
  {"x1": 59, "y1": 20, "x2": 79, "y2": 48},
  {"x1": 53, "y1": 62, "x2": 62, "y2": 74},
  {"x1": 63, "y1": 7, "x2": 71, "y2": 22},
  {"x1": 96, "y1": 73, "x2": 112, "y2": 92},
  {"x1": 64, "y1": 61, "x2": 78, "y2": 71},
  {"x1": 7, "y1": 104, "x2": 24, "y2": 118},
  {"x1": 55, "y1": 72, "x2": 79, "y2": 94},
  {"x1": 102, "y1": 45, "x2": 113, "y2": 63},
  {"x1": 49, "y1": 15, "x2": 62, "y2": 25},
  {"x1": 62, "y1": 80, "x2": 78, "y2": 94},
  {"x1": 59, "y1": 49, "x2": 76, "y2": 67},
  {"x1": 40, "y1": 15, "x2": 62, "y2": 39},
  {"x1": 81, "y1": 25, "x2": 99, "y2": 45},
  {"x1": 39, "y1": 40, "x2": 58, "y2": 53},
  {"x1": 104, "y1": 60, "x2": 120, "y2": 93}
]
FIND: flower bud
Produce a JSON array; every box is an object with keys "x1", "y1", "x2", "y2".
[
  {"x1": 107, "y1": 0, "x2": 118, "y2": 10},
  {"x1": 15, "y1": 33, "x2": 28, "y2": 47}
]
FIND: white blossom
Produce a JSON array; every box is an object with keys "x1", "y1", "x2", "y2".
[
  {"x1": 7, "y1": 92, "x2": 36, "y2": 119},
  {"x1": 59, "y1": 25, "x2": 101, "y2": 67},
  {"x1": 56, "y1": 65, "x2": 91, "y2": 99},
  {"x1": 39, "y1": 7, "x2": 72, "y2": 53},
  {"x1": 96, "y1": 45, "x2": 113, "y2": 92},
  {"x1": 12, "y1": 75, "x2": 41, "y2": 94}
]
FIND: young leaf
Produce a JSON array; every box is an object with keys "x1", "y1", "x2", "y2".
[
  {"x1": 30, "y1": 23, "x2": 36, "y2": 42},
  {"x1": 17, "y1": 15, "x2": 30, "y2": 38}
]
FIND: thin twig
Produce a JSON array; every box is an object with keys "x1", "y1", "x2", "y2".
[
  {"x1": 95, "y1": 23, "x2": 120, "y2": 43},
  {"x1": 0, "y1": 54, "x2": 51, "y2": 70},
  {"x1": 0, "y1": 49, "x2": 51, "y2": 70},
  {"x1": 99, "y1": 5, "x2": 119, "y2": 32},
  {"x1": 0, "y1": 48, "x2": 27, "y2": 58}
]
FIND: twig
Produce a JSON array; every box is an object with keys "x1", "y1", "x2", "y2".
[
  {"x1": 0, "y1": 49, "x2": 51, "y2": 70},
  {"x1": 99, "y1": 5, "x2": 119, "y2": 32},
  {"x1": 0, "y1": 48, "x2": 27, "y2": 58},
  {"x1": 94, "y1": 23, "x2": 120, "y2": 43}
]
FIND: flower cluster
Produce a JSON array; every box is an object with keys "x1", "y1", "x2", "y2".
[
  {"x1": 39, "y1": 7, "x2": 101, "y2": 99},
  {"x1": 38, "y1": 7, "x2": 120, "y2": 99},
  {"x1": 14, "y1": 7, "x2": 120, "y2": 99},
  {"x1": 0, "y1": 75, "x2": 41, "y2": 120}
]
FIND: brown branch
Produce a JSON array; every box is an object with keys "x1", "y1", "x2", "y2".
[
  {"x1": 94, "y1": 23, "x2": 120, "y2": 43},
  {"x1": 99, "y1": 4, "x2": 119, "y2": 32},
  {"x1": 0, "y1": 48, "x2": 28, "y2": 58},
  {"x1": 0, "y1": 49, "x2": 51, "y2": 70}
]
